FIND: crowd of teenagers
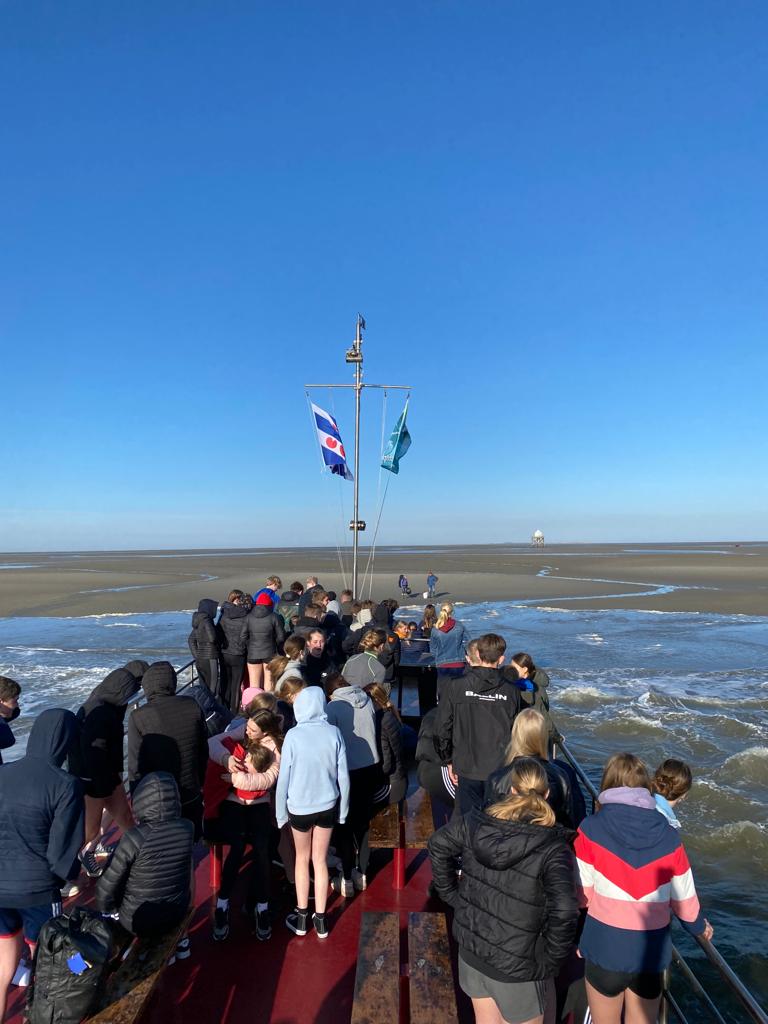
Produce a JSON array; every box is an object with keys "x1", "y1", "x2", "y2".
[{"x1": 0, "y1": 573, "x2": 714, "y2": 1024}]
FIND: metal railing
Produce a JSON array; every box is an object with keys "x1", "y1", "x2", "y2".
[{"x1": 556, "y1": 738, "x2": 768, "y2": 1024}]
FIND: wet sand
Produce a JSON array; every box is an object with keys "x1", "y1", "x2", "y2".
[{"x1": 0, "y1": 543, "x2": 766, "y2": 617}]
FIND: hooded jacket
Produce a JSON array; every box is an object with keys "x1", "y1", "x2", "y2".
[
  {"x1": 298, "y1": 583, "x2": 324, "y2": 616},
  {"x1": 218, "y1": 601, "x2": 249, "y2": 658},
  {"x1": 0, "y1": 709, "x2": 84, "y2": 908},
  {"x1": 276, "y1": 590, "x2": 301, "y2": 632},
  {"x1": 325, "y1": 685, "x2": 379, "y2": 771},
  {"x1": 96, "y1": 771, "x2": 193, "y2": 936},
  {"x1": 188, "y1": 599, "x2": 220, "y2": 662},
  {"x1": 275, "y1": 688, "x2": 350, "y2": 826},
  {"x1": 127, "y1": 662, "x2": 208, "y2": 807},
  {"x1": 376, "y1": 707, "x2": 406, "y2": 781},
  {"x1": 342, "y1": 651, "x2": 386, "y2": 689},
  {"x1": 70, "y1": 668, "x2": 140, "y2": 797},
  {"x1": 433, "y1": 666, "x2": 521, "y2": 781},
  {"x1": 245, "y1": 603, "x2": 285, "y2": 661},
  {"x1": 485, "y1": 756, "x2": 587, "y2": 829},
  {"x1": 575, "y1": 787, "x2": 706, "y2": 973},
  {"x1": 429, "y1": 618, "x2": 469, "y2": 668},
  {"x1": 429, "y1": 807, "x2": 578, "y2": 982}
]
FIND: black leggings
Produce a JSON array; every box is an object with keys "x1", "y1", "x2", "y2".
[
  {"x1": 221, "y1": 655, "x2": 246, "y2": 713},
  {"x1": 334, "y1": 763, "x2": 381, "y2": 879},
  {"x1": 218, "y1": 801, "x2": 271, "y2": 910}
]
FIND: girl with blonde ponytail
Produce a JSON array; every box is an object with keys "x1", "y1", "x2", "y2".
[
  {"x1": 429, "y1": 753, "x2": 578, "y2": 1024},
  {"x1": 429, "y1": 602, "x2": 469, "y2": 696}
]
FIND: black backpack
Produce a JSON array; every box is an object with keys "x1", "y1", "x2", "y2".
[
  {"x1": 181, "y1": 684, "x2": 233, "y2": 737},
  {"x1": 27, "y1": 907, "x2": 117, "y2": 1024}
]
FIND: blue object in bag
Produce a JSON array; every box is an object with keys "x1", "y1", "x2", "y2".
[{"x1": 67, "y1": 951, "x2": 90, "y2": 975}]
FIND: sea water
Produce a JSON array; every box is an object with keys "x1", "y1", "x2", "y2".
[{"x1": 1, "y1": 602, "x2": 766, "y2": 1011}]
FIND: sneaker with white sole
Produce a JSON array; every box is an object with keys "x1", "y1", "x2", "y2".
[
  {"x1": 312, "y1": 912, "x2": 329, "y2": 939},
  {"x1": 78, "y1": 845, "x2": 110, "y2": 878},
  {"x1": 61, "y1": 881, "x2": 81, "y2": 898},
  {"x1": 285, "y1": 908, "x2": 309, "y2": 936},
  {"x1": 351, "y1": 869, "x2": 367, "y2": 892},
  {"x1": 331, "y1": 875, "x2": 354, "y2": 898},
  {"x1": 12, "y1": 960, "x2": 32, "y2": 987},
  {"x1": 212, "y1": 906, "x2": 230, "y2": 942}
]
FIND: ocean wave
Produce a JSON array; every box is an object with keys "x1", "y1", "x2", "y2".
[
  {"x1": 557, "y1": 686, "x2": 610, "y2": 707},
  {"x1": 720, "y1": 747, "x2": 768, "y2": 785},
  {"x1": 695, "y1": 821, "x2": 768, "y2": 868},
  {"x1": 103, "y1": 623, "x2": 145, "y2": 628}
]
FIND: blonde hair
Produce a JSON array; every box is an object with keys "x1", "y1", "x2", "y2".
[
  {"x1": 435, "y1": 602, "x2": 454, "y2": 630},
  {"x1": 600, "y1": 752, "x2": 652, "y2": 794},
  {"x1": 243, "y1": 691, "x2": 278, "y2": 715},
  {"x1": 359, "y1": 629, "x2": 386, "y2": 652},
  {"x1": 267, "y1": 654, "x2": 289, "y2": 683},
  {"x1": 275, "y1": 675, "x2": 306, "y2": 700},
  {"x1": 365, "y1": 682, "x2": 402, "y2": 723},
  {"x1": 487, "y1": 757, "x2": 555, "y2": 827},
  {"x1": 505, "y1": 708, "x2": 548, "y2": 764}
]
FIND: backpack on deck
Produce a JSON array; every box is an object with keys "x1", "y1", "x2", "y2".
[
  {"x1": 27, "y1": 907, "x2": 118, "y2": 1024},
  {"x1": 181, "y1": 684, "x2": 233, "y2": 737}
]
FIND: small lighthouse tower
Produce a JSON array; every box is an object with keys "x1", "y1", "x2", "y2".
[{"x1": 532, "y1": 529, "x2": 545, "y2": 547}]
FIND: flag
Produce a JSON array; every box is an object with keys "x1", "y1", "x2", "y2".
[
  {"x1": 381, "y1": 400, "x2": 412, "y2": 475},
  {"x1": 311, "y1": 402, "x2": 354, "y2": 481}
]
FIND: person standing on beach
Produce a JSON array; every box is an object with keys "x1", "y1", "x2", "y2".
[
  {"x1": 426, "y1": 570, "x2": 439, "y2": 598},
  {"x1": 434, "y1": 633, "x2": 521, "y2": 816}
]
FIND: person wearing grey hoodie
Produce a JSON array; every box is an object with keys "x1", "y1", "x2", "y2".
[{"x1": 325, "y1": 677, "x2": 381, "y2": 895}]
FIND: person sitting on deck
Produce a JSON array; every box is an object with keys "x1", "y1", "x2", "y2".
[
  {"x1": 433, "y1": 633, "x2": 521, "y2": 817},
  {"x1": 96, "y1": 772, "x2": 194, "y2": 956},
  {"x1": 652, "y1": 758, "x2": 693, "y2": 830},
  {"x1": 485, "y1": 708, "x2": 586, "y2": 829},
  {"x1": 429, "y1": 757, "x2": 579, "y2": 1024}
]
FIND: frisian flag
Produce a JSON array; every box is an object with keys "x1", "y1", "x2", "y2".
[
  {"x1": 381, "y1": 400, "x2": 412, "y2": 475},
  {"x1": 311, "y1": 402, "x2": 354, "y2": 481}
]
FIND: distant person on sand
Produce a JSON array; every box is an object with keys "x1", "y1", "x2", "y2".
[
  {"x1": 426, "y1": 570, "x2": 439, "y2": 598},
  {"x1": 398, "y1": 574, "x2": 410, "y2": 596}
]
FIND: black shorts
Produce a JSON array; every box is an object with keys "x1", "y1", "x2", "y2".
[
  {"x1": 585, "y1": 961, "x2": 664, "y2": 1000},
  {"x1": 247, "y1": 658, "x2": 268, "y2": 665},
  {"x1": 288, "y1": 807, "x2": 336, "y2": 832}
]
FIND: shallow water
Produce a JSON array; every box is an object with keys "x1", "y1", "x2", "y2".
[{"x1": 1, "y1": 602, "x2": 767, "y2": 1015}]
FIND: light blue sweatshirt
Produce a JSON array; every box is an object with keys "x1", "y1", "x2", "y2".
[
  {"x1": 654, "y1": 792, "x2": 681, "y2": 829},
  {"x1": 275, "y1": 687, "x2": 350, "y2": 828}
]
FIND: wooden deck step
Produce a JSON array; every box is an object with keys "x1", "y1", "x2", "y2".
[
  {"x1": 408, "y1": 912, "x2": 457, "y2": 1024},
  {"x1": 350, "y1": 912, "x2": 401, "y2": 1024}
]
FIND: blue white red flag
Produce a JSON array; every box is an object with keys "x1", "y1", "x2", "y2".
[{"x1": 311, "y1": 402, "x2": 354, "y2": 481}]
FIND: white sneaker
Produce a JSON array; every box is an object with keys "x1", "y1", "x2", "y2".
[
  {"x1": 331, "y1": 875, "x2": 354, "y2": 898},
  {"x1": 351, "y1": 869, "x2": 367, "y2": 892},
  {"x1": 12, "y1": 960, "x2": 32, "y2": 987}
]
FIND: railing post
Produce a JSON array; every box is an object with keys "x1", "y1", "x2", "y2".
[{"x1": 659, "y1": 967, "x2": 670, "y2": 1024}]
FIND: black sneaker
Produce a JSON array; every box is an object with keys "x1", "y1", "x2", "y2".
[
  {"x1": 213, "y1": 906, "x2": 230, "y2": 942},
  {"x1": 312, "y1": 912, "x2": 329, "y2": 940},
  {"x1": 255, "y1": 909, "x2": 272, "y2": 941},
  {"x1": 285, "y1": 908, "x2": 309, "y2": 936}
]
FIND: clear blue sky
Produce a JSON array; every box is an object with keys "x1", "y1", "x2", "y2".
[{"x1": 2, "y1": 1, "x2": 766, "y2": 549}]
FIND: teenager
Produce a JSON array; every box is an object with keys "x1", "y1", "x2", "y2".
[
  {"x1": 218, "y1": 590, "x2": 250, "y2": 714},
  {"x1": 253, "y1": 575, "x2": 282, "y2": 608},
  {"x1": 434, "y1": 633, "x2": 521, "y2": 816},
  {"x1": 188, "y1": 598, "x2": 222, "y2": 698},
  {"x1": 325, "y1": 675, "x2": 380, "y2": 894},
  {"x1": 430, "y1": 603, "x2": 469, "y2": 694},
  {"x1": 342, "y1": 629, "x2": 387, "y2": 689},
  {"x1": 275, "y1": 688, "x2": 349, "y2": 940},
  {"x1": 415, "y1": 707, "x2": 455, "y2": 827},
  {"x1": 485, "y1": 709, "x2": 586, "y2": 828},
  {"x1": 245, "y1": 591, "x2": 285, "y2": 690},
  {"x1": 276, "y1": 582, "x2": 304, "y2": 634},
  {"x1": 575, "y1": 753, "x2": 713, "y2": 1024},
  {"x1": 653, "y1": 758, "x2": 693, "y2": 830},
  {"x1": 366, "y1": 683, "x2": 408, "y2": 806},
  {"x1": 510, "y1": 652, "x2": 559, "y2": 747},
  {"x1": 0, "y1": 676, "x2": 21, "y2": 766},
  {"x1": 429, "y1": 757, "x2": 579, "y2": 1024}
]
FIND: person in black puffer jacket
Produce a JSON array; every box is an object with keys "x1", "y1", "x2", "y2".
[
  {"x1": 96, "y1": 771, "x2": 193, "y2": 937},
  {"x1": 218, "y1": 590, "x2": 250, "y2": 713},
  {"x1": 188, "y1": 598, "x2": 222, "y2": 699},
  {"x1": 127, "y1": 662, "x2": 208, "y2": 839},
  {"x1": 69, "y1": 667, "x2": 142, "y2": 874},
  {"x1": 485, "y1": 708, "x2": 587, "y2": 829},
  {"x1": 245, "y1": 599, "x2": 285, "y2": 690},
  {"x1": 365, "y1": 683, "x2": 408, "y2": 805},
  {"x1": 429, "y1": 757, "x2": 579, "y2": 1023}
]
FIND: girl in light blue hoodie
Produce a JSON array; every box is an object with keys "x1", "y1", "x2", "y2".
[{"x1": 276, "y1": 687, "x2": 349, "y2": 940}]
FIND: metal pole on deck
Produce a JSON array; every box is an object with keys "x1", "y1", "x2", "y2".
[{"x1": 352, "y1": 315, "x2": 363, "y2": 598}]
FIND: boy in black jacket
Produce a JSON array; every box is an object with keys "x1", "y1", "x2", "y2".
[
  {"x1": 433, "y1": 633, "x2": 521, "y2": 816},
  {"x1": 96, "y1": 772, "x2": 194, "y2": 944}
]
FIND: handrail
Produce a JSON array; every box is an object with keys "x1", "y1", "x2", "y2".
[{"x1": 555, "y1": 738, "x2": 768, "y2": 1024}]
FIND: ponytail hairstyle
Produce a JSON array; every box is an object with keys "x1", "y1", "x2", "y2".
[
  {"x1": 421, "y1": 604, "x2": 437, "y2": 631},
  {"x1": 365, "y1": 682, "x2": 402, "y2": 723},
  {"x1": 435, "y1": 603, "x2": 454, "y2": 629},
  {"x1": 487, "y1": 756, "x2": 555, "y2": 827},
  {"x1": 245, "y1": 706, "x2": 284, "y2": 752},
  {"x1": 267, "y1": 654, "x2": 289, "y2": 683},
  {"x1": 504, "y1": 708, "x2": 549, "y2": 764},
  {"x1": 511, "y1": 652, "x2": 536, "y2": 678},
  {"x1": 324, "y1": 673, "x2": 346, "y2": 700},
  {"x1": 276, "y1": 675, "x2": 306, "y2": 702},
  {"x1": 599, "y1": 752, "x2": 652, "y2": 796},
  {"x1": 359, "y1": 628, "x2": 387, "y2": 653}
]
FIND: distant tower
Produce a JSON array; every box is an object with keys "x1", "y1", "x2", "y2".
[{"x1": 532, "y1": 529, "x2": 545, "y2": 547}]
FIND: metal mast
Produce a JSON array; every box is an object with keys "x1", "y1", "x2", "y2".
[{"x1": 305, "y1": 315, "x2": 411, "y2": 598}]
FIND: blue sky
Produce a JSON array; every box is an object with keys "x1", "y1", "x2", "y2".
[{"x1": 1, "y1": 1, "x2": 766, "y2": 549}]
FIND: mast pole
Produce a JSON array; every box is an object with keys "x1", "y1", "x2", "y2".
[{"x1": 351, "y1": 315, "x2": 364, "y2": 597}]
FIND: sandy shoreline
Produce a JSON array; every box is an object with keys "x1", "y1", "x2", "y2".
[{"x1": 0, "y1": 543, "x2": 766, "y2": 618}]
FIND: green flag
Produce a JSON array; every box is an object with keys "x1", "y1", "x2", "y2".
[{"x1": 381, "y1": 400, "x2": 412, "y2": 475}]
